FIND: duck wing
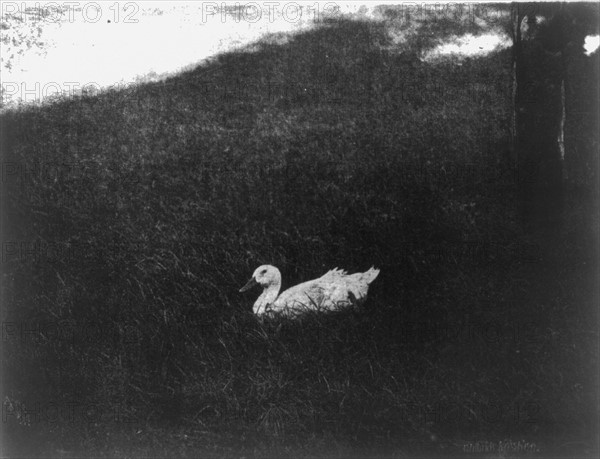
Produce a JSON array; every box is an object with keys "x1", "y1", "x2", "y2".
[
  {"x1": 270, "y1": 268, "x2": 380, "y2": 315},
  {"x1": 336, "y1": 267, "x2": 380, "y2": 304},
  {"x1": 272, "y1": 277, "x2": 349, "y2": 314},
  {"x1": 345, "y1": 267, "x2": 380, "y2": 285}
]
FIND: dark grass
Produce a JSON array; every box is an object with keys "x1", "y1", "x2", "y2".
[{"x1": 1, "y1": 13, "x2": 599, "y2": 459}]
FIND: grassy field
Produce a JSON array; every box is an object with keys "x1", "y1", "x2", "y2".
[{"x1": 1, "y1": 7, "x2": 598, "y2": 458}]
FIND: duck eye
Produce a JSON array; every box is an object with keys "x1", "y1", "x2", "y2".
[{"x1": 261, "y1": 269, "x2": 267, "y2": 274}]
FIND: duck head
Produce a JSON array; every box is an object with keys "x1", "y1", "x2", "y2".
[
  {"x1": 240, "y1": 265, "x2": 282, "y2": 314},
  {"x1": 240, "y1": 264, "x2": 281, "y2": 291}
]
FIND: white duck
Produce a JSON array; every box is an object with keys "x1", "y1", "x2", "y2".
[{"x1": 240, "y1": 265, "x2": 380, "y2": 316}]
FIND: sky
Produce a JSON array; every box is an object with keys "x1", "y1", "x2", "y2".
[
  {"x1": 1, "y1": 2, "x2": 321, "y2": 105},
  {"x1": 1, "y1": 2, "x2": 598, "y2": 107}
]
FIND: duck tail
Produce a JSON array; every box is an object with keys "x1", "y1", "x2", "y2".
[{"x1": 363, "y1": 267, "x2": 380, "y2": 284}]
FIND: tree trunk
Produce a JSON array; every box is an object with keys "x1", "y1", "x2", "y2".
[{"x1": 513, "y1": 4, "x2": 567, "y2": 229}]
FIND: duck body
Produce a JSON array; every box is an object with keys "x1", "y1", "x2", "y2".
[{"x1": 240, "y1": 265, "x2": 380, "y2": 316}]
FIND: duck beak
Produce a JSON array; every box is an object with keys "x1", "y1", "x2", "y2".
[{"x1": 239, "y1": 277, "x2": 258, "y2": 293}]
